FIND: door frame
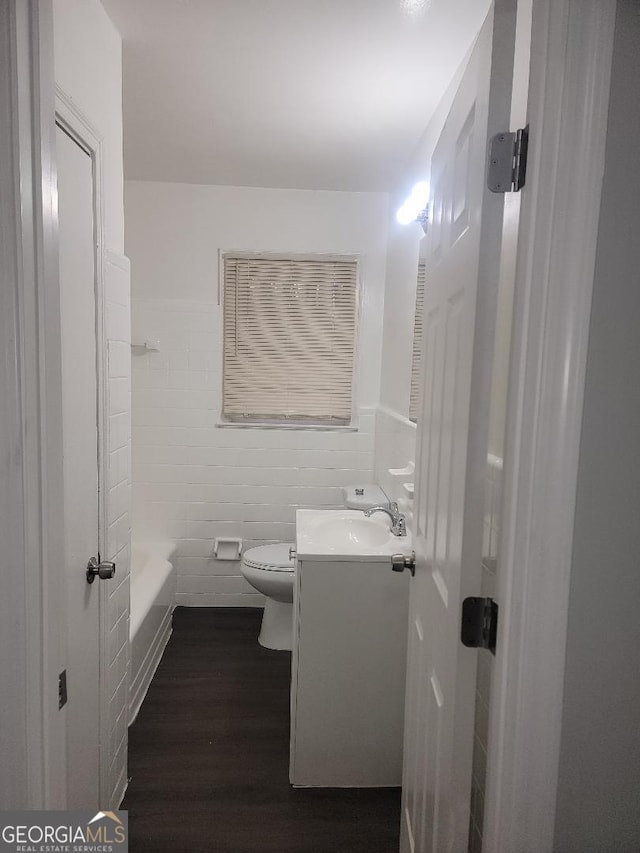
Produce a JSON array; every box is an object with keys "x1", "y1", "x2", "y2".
[
  {"x1": 0, "y1": 0, "x2": 112, "y2": 808},
  {"x1": 55, "y1": 86, "x2": 111, "y2": 806},
  {"x1": 0, "y1": 0, "x2": 67, "y2": 808},
  {"x1": 484, "y1": 0, "x2": 616, "y2": 849}
]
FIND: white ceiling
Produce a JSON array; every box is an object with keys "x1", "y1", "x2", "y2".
[{"x1": 101, "y1": 0, "x2": 490, "y2": 192}]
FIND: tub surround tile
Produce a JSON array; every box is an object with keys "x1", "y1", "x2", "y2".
[
  {"x1": 109, "y1": 600, "x2": 129, "y2": 668},
  {"x1": 109, "y1": 671, "x2": 128, "y2": 731},
  {"x1": 126, "y1": 179, "x2": 389, "y2": 603},
  {"x1": 109, "y1": 705, "x2": 127, "y2": 766},
  {"x1": 132, "y1": 295, "x2": 376, "y2": 605},
  {"x1": 374, "y1": 406, "x2": 417, "y2": 520},
  {"x1": 108, "y1": 516, "x2": 130, "y2": 562},
  {"x1": 104, "y1": 253, "x2": 132, "y2": 807}
]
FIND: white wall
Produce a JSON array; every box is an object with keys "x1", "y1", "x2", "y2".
[
  {"x1": 54, "y1": 0, "x2": 130, "y2": 808},
  {"x1": 127, "y1": 181, "x2": 388, "y2": 606},
  {"x1": 554, "y1": 2, "x2": 640, "y2": 848},
  {"x1": 54, "y1": 0, "x2": 124, "y2": 253},
  {"x1": 374, "y1": 44, "x2": 472, "y2": 510}
]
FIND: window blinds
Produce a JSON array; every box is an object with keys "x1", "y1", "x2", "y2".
[
  {"x1": 222, "y1": 255, "x2": 358, "y2": 424},
  {"x1": 409, "y1": 262, "x2": 426, "y2": 423}
]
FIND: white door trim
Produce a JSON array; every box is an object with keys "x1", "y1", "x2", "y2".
[
  {"x1": 484, "y1": 1, "x2": 616, "y2": 850},
  {"x1": 55, "y1": 86, "x2": 111, "y2": 807},
  {"x1": 0, "y1": 0, "x2": 67, "y2": 808}
]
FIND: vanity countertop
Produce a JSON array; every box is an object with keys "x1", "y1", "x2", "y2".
[{"x1": 295, "y1": 508, "x2": 413, "y2": 562}]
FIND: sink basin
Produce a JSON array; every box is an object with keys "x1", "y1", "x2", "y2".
[
  {"x1": 295, "y1": 509, "x2": 411, "y2": 560},
  {"x1": 311, "y1": 516, "x2": 392, "y2": 548}
]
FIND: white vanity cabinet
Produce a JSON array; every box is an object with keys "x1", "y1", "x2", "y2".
[{"x1": 290, "y1": 510, "x2": 411, "y2": 788}]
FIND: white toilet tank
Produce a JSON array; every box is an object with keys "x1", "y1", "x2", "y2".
[{"x1": 342, "y1": 485, "x2": 389, "y2": 511}]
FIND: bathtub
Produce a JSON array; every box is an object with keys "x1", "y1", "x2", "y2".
[{"x1": 129, "y1": 540, "x2": 177, "y2": 723}]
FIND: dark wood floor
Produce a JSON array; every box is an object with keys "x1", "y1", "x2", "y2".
[{"x1": 123, "y1": 607, "x2": 401, "y2": 852}]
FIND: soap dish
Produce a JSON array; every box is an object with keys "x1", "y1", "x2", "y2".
[{"x1": 388, "y1": 461, "x2": 415, "y2": 477}]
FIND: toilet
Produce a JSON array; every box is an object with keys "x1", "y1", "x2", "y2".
[
  {"x1": 240, "y1": 542, "x2": 296, "y2": 651},
  {"x1": 241, "y1": 486, "x2": 390, "y2": 651}
]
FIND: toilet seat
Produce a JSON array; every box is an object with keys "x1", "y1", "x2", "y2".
[{"x1": 242, "y1": 542, "x2": 295, "y2": 573}]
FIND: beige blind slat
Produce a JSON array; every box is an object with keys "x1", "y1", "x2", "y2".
[
  {"x1": 223, "y1": 256, "x2": 358, "y2": 423},
  {"x1": 409, "y1": 262, "x2": 426, "y2": 422}
]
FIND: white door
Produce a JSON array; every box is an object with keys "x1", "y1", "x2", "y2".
[
  {"x1": 57, "y1": 123, "x2": 102, "y2": 808},
  {"x1": 400, "y1": 6, "x2": 518, "y2": 851}
]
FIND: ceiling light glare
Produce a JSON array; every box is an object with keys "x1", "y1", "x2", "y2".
[
  {"x1": 400, "y1": 0, "x2": 431, "y2": 17},
  {"x1": 396, "y1": 180, "x2": 430, "y2": 226},
  {"x1": 396, "y1": 202, "x2": 415, "y2": 225},
  {"x1": 411, "y1": 181, "x2": 429, "y2": 209}
]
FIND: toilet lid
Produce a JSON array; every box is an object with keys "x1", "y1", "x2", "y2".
[{"x1": 242, "y1": 542, "x2": 295, "y2": 572}]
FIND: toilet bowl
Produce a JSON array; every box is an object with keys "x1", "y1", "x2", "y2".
[{"x1": 240, "y1": 543, "x2": 295, "y2": 651}]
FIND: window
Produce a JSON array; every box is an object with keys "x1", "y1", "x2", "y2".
[
  {"x1": 222, "y1": 254, "x2": 358, "y2": 425},
  {"x1": 409, "y1": 262, "x2": 426, "y2": 423}
]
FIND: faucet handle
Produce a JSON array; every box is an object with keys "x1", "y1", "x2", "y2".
[{"x1": 389, "y1": 501, "x2": 399, "y2": 513}]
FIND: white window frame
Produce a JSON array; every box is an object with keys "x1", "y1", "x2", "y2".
[{"x1": 217, "y1": 250, "x2": 362, "y2": 431}]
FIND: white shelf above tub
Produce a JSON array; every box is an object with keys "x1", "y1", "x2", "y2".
[
  {"x1": 388, "y1": 461, "x2": 415, "y2": 477},
  {"x1": 403, "y1": 482, "x2": 415, "y2": 499},
  {"x1": 131, "y1": 338, "x2": 161, "y2": 353}
]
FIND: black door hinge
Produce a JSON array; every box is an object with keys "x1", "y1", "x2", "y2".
[
  {"x1": 58, "y1": 669, "x2": 67, "y2": 709},
  {"x1": 461, "y1": 597, "x2": 498, "y2": 655},
  {"x1": 487, "y1": 126, "x2": 529, "y2": 193}
]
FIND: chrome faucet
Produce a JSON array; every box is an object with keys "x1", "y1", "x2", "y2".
[{"x1": 364, "y1": 502, "x2": 407, "y2": 537}]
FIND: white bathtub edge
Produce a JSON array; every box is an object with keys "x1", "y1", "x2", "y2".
[
  {"x1": 132, "y1": 539, "x2": 177, "y2": 564},
  {"x1": 129, "y1": 603, "x2": 175, "y2": 726},
  {"x1": 129, "y1": 556, "x2": 173, "y2": 641}
]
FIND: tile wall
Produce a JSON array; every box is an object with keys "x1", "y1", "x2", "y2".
[
  {"x1": 374, "y1": 406, "x2": 417, "y2": 520},
  {"x1": 131, "y1": 297, "x2": 376, "y2": 606},
  {"x1": 104, "y1": 252, "x2": 132, "y2": 807}
]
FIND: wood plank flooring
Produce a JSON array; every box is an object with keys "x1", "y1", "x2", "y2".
[{"x1": 123, "y1": 607, "x2": 401, "y2": 852}]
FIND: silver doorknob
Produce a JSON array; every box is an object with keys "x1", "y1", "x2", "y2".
[
  {"x1": 391, "y1": 552, "x2": 416, "y2": 577},
  {"x1": 86, "y1": 555, "x2": 116, "y2": 584}
]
